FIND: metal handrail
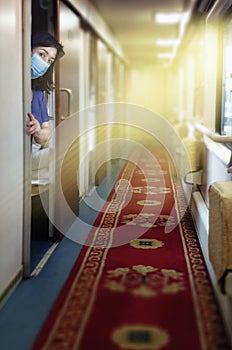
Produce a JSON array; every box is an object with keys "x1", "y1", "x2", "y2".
[{"x1": 195, "y1": 122, "x2": 232, "y2": 143}]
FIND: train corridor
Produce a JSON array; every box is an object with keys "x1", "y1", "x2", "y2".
[{"x1": 0, "y1": 137, "x2": 230, "y2": 350}]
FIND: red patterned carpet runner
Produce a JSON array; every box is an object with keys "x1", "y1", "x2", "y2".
[{"x1": 32, "y1": 146, "x2": 230, "y2": 350}]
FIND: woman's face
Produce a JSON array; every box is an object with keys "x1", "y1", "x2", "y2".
[{"x1": 32, "y1": 46, "x2": 57, "y2": 66}]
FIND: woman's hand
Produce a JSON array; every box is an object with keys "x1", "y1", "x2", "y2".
[
  {"x1": 27, "y1": 112, "x2": 51, "y2": 147},
  {"x1": 27, "y1": 112, "x2": 41, "y2": 136}
]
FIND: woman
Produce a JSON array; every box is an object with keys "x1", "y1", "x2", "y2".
[{"x1": 27, "y1": 32, "x2": 65, "y2": 178}]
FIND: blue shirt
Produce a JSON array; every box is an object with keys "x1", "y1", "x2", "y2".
[{"x1": 31, "y1": 90, "x2": 49, "y2": 126}]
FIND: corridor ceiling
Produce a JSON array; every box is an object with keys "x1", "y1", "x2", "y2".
[{"x1": 90, "y1": 0, "x2": 208, "y2": 67}]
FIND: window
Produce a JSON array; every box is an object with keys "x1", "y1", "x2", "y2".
[{"x1": 221, "y1": 18, "x2": 232, "y2": 136}]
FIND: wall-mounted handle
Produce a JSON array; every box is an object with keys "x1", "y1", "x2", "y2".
[{"x1": 59, "y1": 88, "x2": 73, "y2": 120}]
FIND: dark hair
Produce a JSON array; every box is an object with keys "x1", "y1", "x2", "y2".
[{"x1": 31, "y1": 32, "x2": 65, "y2": 93}]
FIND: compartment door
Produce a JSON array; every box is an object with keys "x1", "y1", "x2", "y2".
[{"x1": 54, "y1": 1, "x2": 81, "y2": 234}]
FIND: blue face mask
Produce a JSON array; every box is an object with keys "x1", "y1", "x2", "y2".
[{"x1": 31, "y1": 53, "x2": 50, "y2": 79}]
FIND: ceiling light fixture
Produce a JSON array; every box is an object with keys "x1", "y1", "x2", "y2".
[
  {"x1": 156, "y1": 39, "x2": 180, "y2": 46},
  {"x1": 157, "y1": 53, "x2": 175, "y2": 59},
  {"x1": 155, "y1": 13, "x2": 181, "y2": 24}
]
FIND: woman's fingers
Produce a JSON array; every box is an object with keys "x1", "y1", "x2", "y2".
[
  {"x1": 26, "y1": 113, "x2": 40, "y2": 134},
  {"x1": 27, "y1": 112, "x2": 36, "y2": 121}
]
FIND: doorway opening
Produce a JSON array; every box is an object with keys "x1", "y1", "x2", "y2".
[{"x1": 30, "y1": 0, "x2": 59, "y2": 273}]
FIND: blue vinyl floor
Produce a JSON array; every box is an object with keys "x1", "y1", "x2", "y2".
[{"x1": 0, "y1": 160, "x2": 124, "y2": 350}]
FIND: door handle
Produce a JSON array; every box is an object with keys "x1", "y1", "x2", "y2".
[{"x1": 59, "y1": 88, "x2": 73, "y2": 120}]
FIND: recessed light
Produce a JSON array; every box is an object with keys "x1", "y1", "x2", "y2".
[
  {"x1": 155, "y1": 13, "x2": 181, "y2": 24},
  {"x1": 156, "y1": 39, "x2": 180, "y2": 46},
  {"x1": 157, "y1": 53, "x2": 175, "y2": 59}
]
